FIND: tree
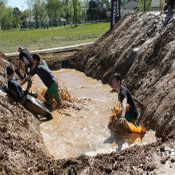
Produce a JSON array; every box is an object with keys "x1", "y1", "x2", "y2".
[
  {"x1": 25, "y1": 0, "x2": 34, "y2": 27},
  {"x1": 87, "y1": 0, "x2": 101, "y2": 20},
  {"x1": 0, "y1": 0, "x2": 7, "y2": 23},
  {"x1": 21, "y1": 10, "x2": 29, "y2": 29},
  {"x1": 1, "y1": 7, "x2": 13, "y2": 29},
  {"x1": 70, "y1": 0, "x2": 82, "y2": 26},
  {"x1": 69, "y1": 0, "x2": 74, "y2": 25},
  {"x1": 12, "y1": 7, "x2": 21, "y2": 28},
  {"x1": 46, "y1": 0, "x2": 61, "y2": 26},
  {"x1": 33, "y1": 2, "x2": 40, "y2": 28},
  {"x1": 77, "y1": 0, "x2": 82, "y2": 23},
  {"x1": 81, "y1": 0, "x2": 88, "y2": 21},
  {"x1": 72, "y1": 0, "x2": 78, "y2": 25},
  {"x1": 62, "y1": 4, "x2": 71, "y2": 22},
  {"x1": 86, "y1": 0, "x2": 109, "y2": 21},
  {"x1": 138, "y1": 0, "x2": 152, "y2": 12},
  {"x1": 40, "y1": 1, "x2": 48, "y2": 27}
]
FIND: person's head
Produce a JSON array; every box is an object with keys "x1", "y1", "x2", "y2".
[
  {"x1": 18, "y1": 47, "x2": 23, "y2": 53},
  {"x1": 163, "y1": 4, "x2": 169, "y2": 11},
  {"x1": 110, "y1": 73, "x2": 122, "y2": 90},
  {"x1": 6, "y1": 65, "x2": 15, "y2": 78},
  {"x1": 32, "y1": 53, "x2": 40, "y2": 65}
]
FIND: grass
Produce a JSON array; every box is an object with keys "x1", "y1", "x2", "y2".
[{"x1": 0, "y1": 23, "x2": 110, "y2": 53}]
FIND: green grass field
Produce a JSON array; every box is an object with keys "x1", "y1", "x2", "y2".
[{"x1": 0, "y1": 23, "x2": 110, "y2": 53}]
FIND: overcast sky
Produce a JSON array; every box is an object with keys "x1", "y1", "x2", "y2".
[{"x1": 8, "y1": 0, "x2": 27, "y2": 10}]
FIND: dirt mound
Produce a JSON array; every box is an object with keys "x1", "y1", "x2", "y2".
[
  {"x1": 0, "y1": 53, "x2": 52, "y2": 174},
  {"x1": 1, "y1": 12, "x2": 175, "y2": 174},
  {"x1": 68, "y1": 12, "x2": 175, "y2": 140}
]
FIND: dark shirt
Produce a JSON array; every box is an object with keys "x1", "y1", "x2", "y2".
[
  {"x1": 30, "y1": 61, "x2": 57, "y2": 88},
  {"x1": 19, "y1": 48, "x2": 33, "y2": 66},
  {"x1": 166, "y1": 0, "x2": 174, "y2": 8},
  {"x1": 8, "y1": 78, "x2": 24, "y2": 100},
  {"x1": 118, "y1": 86, "x2": 137, "y2": 114}
]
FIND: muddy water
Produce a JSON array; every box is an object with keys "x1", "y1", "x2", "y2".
[{"x1": 31, "y1": 69, "x2": 157, "y2": 159}]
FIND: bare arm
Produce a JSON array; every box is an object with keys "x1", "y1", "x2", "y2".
[
  {"x1": 121, "y1": 97, "x2": 127, "y2": 119},
  {"x1": 20, "y1": 76, "x2": 31, "y2": 86}
]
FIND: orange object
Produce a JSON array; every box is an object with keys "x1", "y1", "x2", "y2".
[
  {"x1": 111, "y1": 104, "x2": 146, "y2": 134},
  {"x1": 126, "y1": 122, "x2": 146, "y2": 134}
]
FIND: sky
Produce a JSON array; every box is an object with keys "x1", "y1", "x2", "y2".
[{"x1": 8, "y1": 0, "x2": 27, "y2": 10}]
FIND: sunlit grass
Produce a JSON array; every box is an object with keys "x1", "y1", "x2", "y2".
[{"x1": 0, "y1": 23, "x2": 110, "y2": 53}]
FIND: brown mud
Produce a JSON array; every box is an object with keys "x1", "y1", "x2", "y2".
[
  {"x1": 31, "y1": 69, "x2": 156, "y2": 159},
  {"x1": 1, "y1": 12, "x2": 175, "y2": 175}
]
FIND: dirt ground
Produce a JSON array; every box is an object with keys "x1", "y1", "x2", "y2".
[{"x1": 1, "y1": 12, "x2": 175, "y2": 175}]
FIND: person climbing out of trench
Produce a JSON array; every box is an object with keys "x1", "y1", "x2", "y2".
[
  {"x1": 162, "y1": 0, "x2": 175, "y2": 26},
  {"x1": 16, "y1": 47, "x2": 33, "y2": 80},
  {"x1": 6, "y1": 65, "x2": 31, "y2": 104},
  {"x1": 20, "y1": 53, "x2": 62, "y2": 109},
  {"x1": 110, "y1": 73, "x2": 144, "y2": 124},
  {"x1": 6, "y1": 65, "x2": 53, "y2": 120}
]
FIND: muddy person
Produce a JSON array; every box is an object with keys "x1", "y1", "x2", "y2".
[
  {"x1": 110, "y1": 73, "x2": 144, "y2": 123},
  {"x1": 162, "y1": 0, "x2": 175, "y2": 26},
  {"x1": 21, "y1": 53, "x2": 62, "y2": 108},
  {"x1": 6, "y1": 65, "x2": 29, "y2": 104},
  {"x1": 16, "y1": 47, "x2": 33, "y2": 79}
]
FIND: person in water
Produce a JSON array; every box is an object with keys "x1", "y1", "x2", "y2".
[
  {"x1": 21, "y1": 53, "x2": 62, "y2": 108},
  {"x1": 6, "y1": 65, "x2": 53, "y2": 120},
  {"x1": 110, "y1": 73, "x2": 144, "y2": 123}
]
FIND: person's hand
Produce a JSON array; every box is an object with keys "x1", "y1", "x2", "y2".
[{"x1": 120, "y1": 115, "x2": 125, "y2": 123}]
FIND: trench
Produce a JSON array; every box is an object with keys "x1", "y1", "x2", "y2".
[{"x1": 31, "y1": 69, "x2": 157, "y2": 159}]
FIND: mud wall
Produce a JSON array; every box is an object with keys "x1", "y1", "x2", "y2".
[
  {"x1": 68, "y1": 12, "x2": 175, "y2": 139},
  {"x1": 0, "y1": 53, "x2": 52, "y2": 174}
]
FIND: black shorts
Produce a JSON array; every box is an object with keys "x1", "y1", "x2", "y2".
[{"x1": 125, "y1": 109, "x2": 138, "y2": 123}]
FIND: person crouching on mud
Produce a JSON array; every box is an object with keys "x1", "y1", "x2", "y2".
[
  {"x1": 6, "y1": 65, "x2": 29, "y2": 104},
  {"x1": 110, "y1": 73, "x2": 143, "y2": 124},
  {"x1": 21, "y1": 53, "x2": 62, "y2": 108}
]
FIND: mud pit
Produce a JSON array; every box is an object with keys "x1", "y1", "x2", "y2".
[{"x1": 31, "y1": 69, "x2": 156, "y2": 159}]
